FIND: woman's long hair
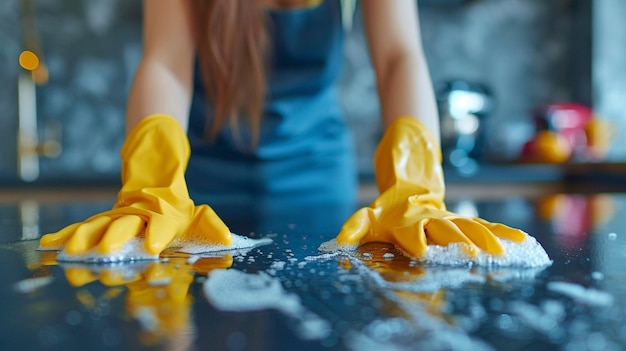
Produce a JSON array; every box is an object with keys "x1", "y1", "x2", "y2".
[{"x1": 191, "y1": 0, "x2": 269, "y2": 148}]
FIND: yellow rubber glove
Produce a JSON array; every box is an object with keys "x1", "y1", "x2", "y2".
[
  {"x1": 61, "y1": 255, "x2": 233, "y2": 345},
  {"x1": 39, "y1": 114, "x2": 232, "y2": 256},
  {"x1": 336, "y1": 117, "x2": 527, "y2": 258}
]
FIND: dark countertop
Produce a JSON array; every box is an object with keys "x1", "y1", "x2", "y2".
[{"x1": 1, "y1": 192, "x2": 626, "y2": 350}]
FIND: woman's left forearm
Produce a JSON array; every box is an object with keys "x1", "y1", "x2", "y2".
[
  {"x1": 376, "y1": 50, "x2": 440, "y2": 144},
  {"x1": 361, "y1": 0, "x2": 440, "y2": 143}
]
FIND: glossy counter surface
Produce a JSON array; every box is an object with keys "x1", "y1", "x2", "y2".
[{"x1": 1, "y1": 193, "x2": 625, "y2": 351}]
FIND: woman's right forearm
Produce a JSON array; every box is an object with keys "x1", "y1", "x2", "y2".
[
  {"x1": 126, "y1": 58, "x2": 194, "y2": 133},
  {"x1": 126, "y1": 0, "x2": 197, "y2": 134}
]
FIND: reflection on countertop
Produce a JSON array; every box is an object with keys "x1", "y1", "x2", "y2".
[{"x1": 1, "y1": 192, "x2": 626, "y2": 350}]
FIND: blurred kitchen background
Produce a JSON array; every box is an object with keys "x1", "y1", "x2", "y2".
[{"x1": 0, "y1": 0, "x2": 624, "y2": 191}]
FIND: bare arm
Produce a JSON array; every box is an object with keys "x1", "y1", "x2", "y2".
[
  {"x1": 361, "y1": 0, "x2": 440, "y2": 143},
  {"x1": 126, "y1": 0, "x2": 196, "y2": 133}
]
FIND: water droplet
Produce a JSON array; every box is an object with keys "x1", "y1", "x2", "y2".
[
  {"x1": 101, "y1": 328, "x2": 121, "y2": 347},
  {"x1": 65, "y1": 310, "x2": 83, "y2": 326},
  {"x1": 496, "y1": 314, "x2": 514, "y2": 331},
  {"x1": 343, "y1": 295, "x2": 356, "y2": 306},
  {"x1": 586, "y1": 332, "x2": 607, "y2": 351},
  {"x1": 591, "y1": 272, "x2": 604, "y2": 281},
  {"x1": 227, "y1": 331, "x2": 247, "y2": 351}
]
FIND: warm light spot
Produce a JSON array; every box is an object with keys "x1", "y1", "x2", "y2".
[
  {"x1": 19, "y1": 50, "x2": 40, "y2": 71},
  {"x1": 31, "y1": 65, "x2": 49, "y2": 85}
]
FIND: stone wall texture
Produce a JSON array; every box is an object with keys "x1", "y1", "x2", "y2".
[{"x1": 1, "y1": 0, "x2": 614, "y2": 183}]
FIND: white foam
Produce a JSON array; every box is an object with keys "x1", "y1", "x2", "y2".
[
  {"x1": 58, "y1": 261, "x2": 153, "y2": 281},
  {"x1": 345, "y1": 255, "x2": 546, "y2": 295},
  {"x1": 270, "y1": 261, "x2": 286, "y2": 270},
  {"x1": 317, "y1": 235, "x2": 551, "y2": 350},
  {"x1": 346, "y1": 295, "x2": 496, "y2": 351},
  {"x1": 13, "y1": 276, "x2": 55, "y2": 293},
  {"x1": 172, "y1": 233, "x2": 273, "y2": 256},
  {"x1": 346, "y1": 325, "x2": 495, "y2": 351},
  {"x1": 341, "y1": 258, "x2": 510, "y2": 351},
  {"x1": 48, "y1": 233, "x2": 272, "y2": 263},
  {"x1": 508, "y1": 300, "x2": 561, "y2": 334},
  {"x1": 55, "y1": 238, "x2": 158, "y2": 263},
  {"x1": 304, "y1": 252, "x2": 342, "y2": 261},
  {"x1": 318, "y1": 235, "x2": 552, "y2": 268},
  {"x1": 203, "y1": 269, "x2": 331, "y2": 340},
  {"x1": 134, "y1": 307, "x2": 159, "y2": 331},
  {"x1": 547, "y1": 281, "x2": 614, "y2": 307},
  {"x1": 186, "y1": 255, "x2": 200, "y2": 264}
]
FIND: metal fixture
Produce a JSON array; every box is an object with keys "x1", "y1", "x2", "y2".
[
  {"x1": 19, "y1": 200, "x2": 40, "y2": 240},
  {"x1": 17, "y1": 0, "x2": 62, "y2": 181},
  {"x1": 437, "y1": 80, "x2": 493, "y2": 176},
  {"x1": 340, "y1": 0, "x2": 357, "y2": 31}
]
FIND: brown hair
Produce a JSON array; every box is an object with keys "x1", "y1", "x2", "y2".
[{"x1": 191, "y1": 0, "x2": 269, "y2": 148}]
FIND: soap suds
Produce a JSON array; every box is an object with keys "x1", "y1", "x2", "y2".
[
  {"x1": 318, "y1": 234, "x2": 552, "y2": 268},
  {"x1": 346, "y1": 323, "x2": 495, "y2": 351},
  {"x1": 507, "y1": 300, "x2": 563, "y2": 334},
  {"x1": 47, "y1": 233, "x2": 272, "y2": 263},
  {"x1": 383, "y1": 253, "x2": 395, "y2": 260},
  {"x1": 346, "y1": 291, "x2": 497, "y2": 351},
  {"x1": 323, "y1": 235, "x2": 553, "y2": 351},
  {"x1": 270, "y1": 261, "x2": 286, "y2": 270},
  {"x1": 54, "y1": 238, "x2": 157, "y2": 263},
  {"x1": 186, "y1": 255, "x2": 200, "y2": 264},
  {"x1": 347, "y1": 256, "x2": 545, "y2": 294},
  {"x1": 58, "y1": 261, "x2": 153, "y2": 281},
  {"x1": 172, "y1": 234, "x2": 273, "y2": 256},
  {"x1": 203, "y1": 269, "x2": 331, "y2": 340},
  {"x1": 13, "y1": 276, "x2": 55, "y2": 293},
  {"x1": 547, "y1": 281, "x2": 614, "y2": 307},
  {"x1": 341, "y1": 259, "x2": 537, "y2": 351},
  {"x1": 134, "y1": 307, "x2": 159, "y2": 332}
]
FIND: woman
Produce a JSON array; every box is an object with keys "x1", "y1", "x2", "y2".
[{"x1": 39, "y1": 0, "x2": 527, "y2": 260}]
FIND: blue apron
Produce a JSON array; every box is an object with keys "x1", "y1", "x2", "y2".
[{"x1": 186, "y1": 0, "x2": 357, "y2": 224}]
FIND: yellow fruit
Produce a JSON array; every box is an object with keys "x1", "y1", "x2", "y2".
[
  {"x1": 585, "y1": 119, "x2": 612, "y2": 159},
  {"x1": 537, "y1": 194, "x2": 565, "y2": 220},
  {"x1": 533, "y1": 131, "x2": 571, "y2": 163}
]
